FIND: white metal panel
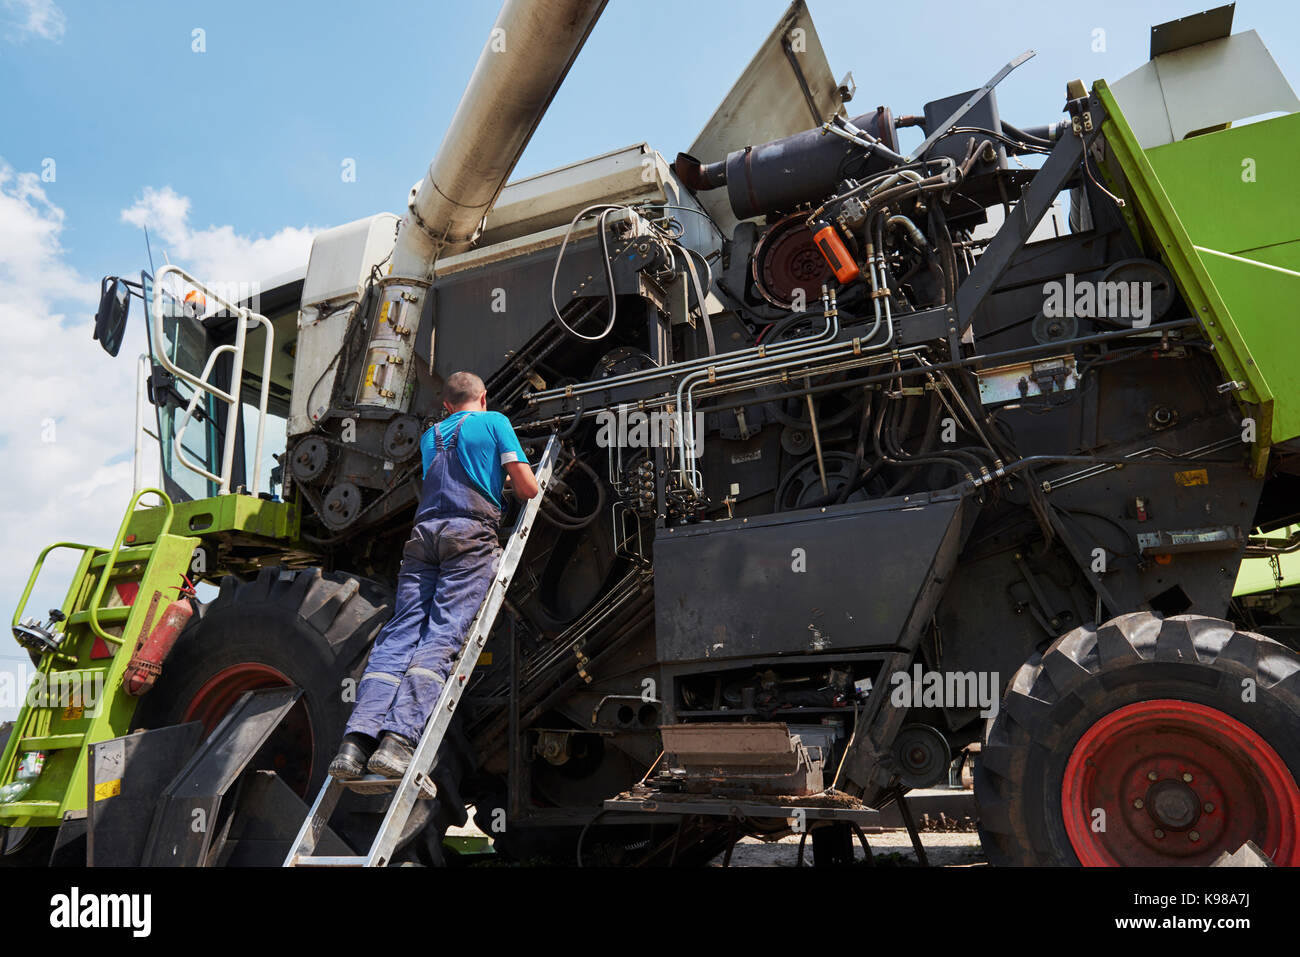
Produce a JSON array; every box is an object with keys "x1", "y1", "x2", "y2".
[
  {"x1": 476, "y1": 143, "x2": 676, "y2": 247},
  {"x1": 1110, "y1": 30, "x2": 1300, "y2": 150},
  {"x1": 289, "y1": 213, "x2": 399, "y2": 435},
  {"x1": 685, "y1": 0, "x2": 842, "y2": 233}
]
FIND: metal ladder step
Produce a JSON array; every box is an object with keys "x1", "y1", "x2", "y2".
[
  {"x1": 66, "y1": 607, "x2": 132, "y2": 627},
  {"x1": 289, "y1": 856, "x2": 369, "y2": 867},
  {"x1": 88, "y1": 546, "x2": 156, "y2": 569},
  {"x1": 284, "y1": 434, "x2": 561, "y2": 868}
]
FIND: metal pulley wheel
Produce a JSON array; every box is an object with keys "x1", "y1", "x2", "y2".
[
  {"x1": 383, "y1": 415, "x2": 422, "y2": 462},
  {"x1": 321, "y1": 482, "x2": 363, "y2": 530},
  {"x1": 290, "y1": 436, "x2": 331, "y2": 483},
  {"x1": 1031, "y1": 311, "x2": 1078, "y2": 344},
  {"x1": 781, "y1": 424, "x2": 813, "y2": 456},
  {"x1": 1098, "y1": 258, "x2": 1175, "y2": 325},
  {"x1": 775, "y1": 450, "x2": 869, "y2": 510},
  {"x1": 893, "y1": 724, "x2": 952, "y2": 789},
  {"x1": 752, "y1": 212, "x2": 834, "y2": 310}
]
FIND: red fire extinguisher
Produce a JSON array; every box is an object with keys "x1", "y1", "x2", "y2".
[{"x1": 122, "y1": 578, "x2": 196, "y2": 696}]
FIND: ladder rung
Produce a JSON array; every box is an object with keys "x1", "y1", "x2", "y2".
[
  {"x1": 284, "y1": 433, "x2": 562, "y2": 868},
  {"x1": 340, "y1": 775, "x2": 402, "y2": 794},
  {"x1": 18, "y1": 734, "x2": 84, "y2": 751},
  {"x1": 67, "y1": 607, "x2": 131, "y2": 626},
  {"x1": 88, "y1": 546, "x2": 155, "y2": 569},
  {"x1": 289, "y1": 856, "x2": 367, "y2": 867}
]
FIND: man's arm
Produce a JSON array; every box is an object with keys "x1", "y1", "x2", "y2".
[
  {"x1": 492, "y1": 413, "x2": 540, "y2": 500},
  {"x1": 504, "y1": 460, "x2": 540, "y2": 499}
]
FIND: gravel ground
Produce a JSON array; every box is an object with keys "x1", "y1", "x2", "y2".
[
  {"x1": 447, "y1": 819, "x2": 988, "y2": 867},
  {"x1": 715, "y1": 829, "x2": 986, "y2": 867}
]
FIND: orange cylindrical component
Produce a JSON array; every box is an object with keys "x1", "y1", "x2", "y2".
[
  {"x1": 123, "y1": 599, "x2": 194, "y2": 696},
  {"x1": 811, "y1": 220, "x2": 859, "y2": 285}
]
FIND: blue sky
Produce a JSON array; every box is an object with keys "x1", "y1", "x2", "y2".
[
  {"x1": 1, "y1": 0, "x2": 1298, "y2": 715},
  {"x1": 6, "y1": 0, "x2": 1298, "y2": 276}
]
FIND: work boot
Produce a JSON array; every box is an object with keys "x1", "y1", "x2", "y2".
[
  {"x1": 328, "y1": 732, "x2": 377, "y2": 781},
  {"x1": 368, "y1": 732, "x2": 416, "y2": 778}
]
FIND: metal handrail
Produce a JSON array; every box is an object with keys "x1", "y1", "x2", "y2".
[
  {"x1": 150, "y1": 264, "x2": 275, "y2": 494},
  {"x1": 10, "y1": 488, "x2": 176, "y2": 647},
  {"x1": 12, "y1": 542, "x2": 98, "y2": 632},
  {"x1": 133, "y1": 354, "x2": 161, "y2": 497},
  {"x1": 85, "y1": 488, "x2": 175, "y2": 644}
]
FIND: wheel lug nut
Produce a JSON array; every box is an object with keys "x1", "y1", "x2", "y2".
[
  {"x1": 1204, "y1": 802, "x2": 1214, "y2": 813},
  {"x1": 1153, "y1": 829, "x2": 1165, "y2": 839},
  {"x1": 1147, "y1": 771, "x2": 1159, "y2": 781},
  {"x1": 1189, "y1": 831, "x2": 1200, "y2": 842},
  {"x1": 1133, "y1": 798, "x2": 1144, "y2": 809},
  {"x1": 1182, "y1": 772, "x2": 1193, "y2": 783}
]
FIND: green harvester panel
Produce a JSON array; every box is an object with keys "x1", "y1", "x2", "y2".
[
  {"x1": 0, "y1": 491, "x2": 199, "y2": 827},
  {"x1": 126, "y1": 493, "x2": 299, "y2": 543},
  {"x1": 1097, "y1": 81, "x2": 1300, "y2": 457}
]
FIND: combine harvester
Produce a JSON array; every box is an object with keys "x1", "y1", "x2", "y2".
[{"x1": 3, "y1": 0, "x2": 1299, "y2": 867}]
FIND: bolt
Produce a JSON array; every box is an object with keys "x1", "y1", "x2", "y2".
[
  {"x1": 1153, "y1": 829, "x2": 1165, "y2": 839},
  {"x1": 1133, "y1": 798, "x2": 1144, "y2": 809},
  {"x1": 1182, "y1": 772, "x2": 1193, "y2": 783},
  {"x1": 1204, "y1": 802, "x2": 1215, "y2": 813},
  {"x1": 1147, "y1": 771, "x2": 1159, "y2": 781},
  {"x1": 1189, "y1": 830, "x2": 1200, "y2": 842}
]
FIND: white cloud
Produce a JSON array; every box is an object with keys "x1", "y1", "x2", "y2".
[
  {"x1": 3, "y1": 0, "x2": 65, "y2": 42},
  {"x1": 0, "y1": 165, "x2": 318, "y2": 720},
  {"x1": 0, "y1": 162, "x2": 135, "y2": 698},
  {"x1": 121, "y1": 185, "x2": 315, "y2": 286}
]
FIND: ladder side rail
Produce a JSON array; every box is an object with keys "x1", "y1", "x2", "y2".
[{"x1": 361, "y1": 435, "x2": 561, "y2": 867}]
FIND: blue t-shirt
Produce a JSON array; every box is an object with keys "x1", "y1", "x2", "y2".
[{"x1": 420, "y1": 410, "x2": 527, "y2": 509}]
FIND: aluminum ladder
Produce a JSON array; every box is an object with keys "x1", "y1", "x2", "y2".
[{"x1": 283, "y1": 433, "x2": 559, "y2": 867}]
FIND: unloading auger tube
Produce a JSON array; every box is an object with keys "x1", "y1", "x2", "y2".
[{"x1": 356, "y1": 0, "x2": 608, "y2": 411}]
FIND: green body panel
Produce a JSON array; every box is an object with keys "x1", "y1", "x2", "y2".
[
  {"x1": 1234, "y1": 549, "x2": 1299, "y2": 598},
  {"x1": 125, "y1": 493, "x2": 300, "y2": 544},
  {"x1": 1145, "y1": 112, "x2": 1300, "y2": 444},
  {"x1": 0, "y1": 494, "x2": 198, "y2": 826},
  {"x1": 0, "y1": 490, "x2": 303, "y2": 829},
  {"x1": 1096, "y1": 81, "x2": 1300, "y2": 466}
]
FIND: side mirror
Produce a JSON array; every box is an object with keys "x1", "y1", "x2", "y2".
[{"x1": 93, "y1": 276, "x2": 131, "y2": 357}]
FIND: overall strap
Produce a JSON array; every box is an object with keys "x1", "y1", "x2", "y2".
[
  {"x1": 441, "y1": 415, "x2": 471, "y2": 450},
  {"x1": 432, "y1": 415, "x2": 471, "y2": 453}
]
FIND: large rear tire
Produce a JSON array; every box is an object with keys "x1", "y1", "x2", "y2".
[
  {"x1": 132, "y1": 566, "x2": 391, "y2": 798},
  {"x1": 976, "y1": 612, "x2": 1300, "y2": 866},
  {"x1": 133, "y1": 565, "x2": 485, "y2": 863}
]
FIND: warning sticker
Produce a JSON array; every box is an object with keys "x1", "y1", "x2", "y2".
[
  {"x1": 94, "y1": 779, "x2": 121, "y2": 801},
  {"x1": 1175, "y1": 469, "x2": 1209, "y2": 487},
  {"x1": 61, "y1": 705, "x2": 83, "y2": 721}
]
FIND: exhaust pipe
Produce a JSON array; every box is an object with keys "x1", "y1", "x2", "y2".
[{"x1": 357, "y1": 0, "x2": 608, "y2": 410}]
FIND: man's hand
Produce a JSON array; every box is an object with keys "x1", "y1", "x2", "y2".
[{"x1": 505, "y1": 460, "x2": 540, "y2": 499}]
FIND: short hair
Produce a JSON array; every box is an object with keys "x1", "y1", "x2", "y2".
[{"x1": 444, "y1": 371, "x2": 486, "y2": 406}]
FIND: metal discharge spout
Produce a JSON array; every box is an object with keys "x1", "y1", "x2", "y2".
[
  {"x1": 357, "y1": 0, "x2": 607, "y2": 412},
  {"x1": 390, "y1": 0, "x2": 609, "y2": 279}
]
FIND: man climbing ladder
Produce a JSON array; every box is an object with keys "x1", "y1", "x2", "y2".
[{"x1": 329, "y1": 371, "x2": 539, "y2": 780}]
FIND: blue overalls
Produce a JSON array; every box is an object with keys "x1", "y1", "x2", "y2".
[{"x1": 345, "y1": 416, "x2": 502, "y2": 743}]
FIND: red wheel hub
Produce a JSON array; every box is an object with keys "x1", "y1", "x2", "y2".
[
  {"x1": 182, "y1": 663, "x2": 315, "y2": 795},
  {"x1": 1062, "y1": 699, "x2": 1300, "y2": 866}
]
